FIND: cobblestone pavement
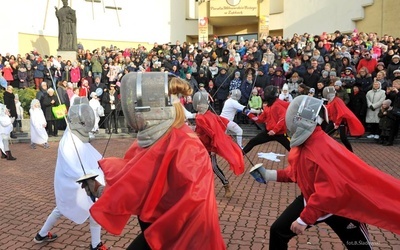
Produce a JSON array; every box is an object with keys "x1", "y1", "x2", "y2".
[{"x1": 1, "y1": 134, "x2": 399, "y2": 249}]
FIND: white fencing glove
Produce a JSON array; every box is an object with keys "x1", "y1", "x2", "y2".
[{"x1": 258, "y1": 152, "x2": 285, "y2": 162}]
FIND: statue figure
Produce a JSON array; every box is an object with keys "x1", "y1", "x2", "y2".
[{"x1": 55, "y1": 0, "x2": 77, "y2": 51}]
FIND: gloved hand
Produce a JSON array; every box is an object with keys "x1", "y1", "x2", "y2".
[
  {"x1": 370, "y1": 105, "x2": 375, "y2": 111},
  {"x1": 243, "y1": 107, "x2": 251, "y2": 116},
  {"x1": 10, "y1": 117, "x2": 15, "y2": 123},
  {"x1": 81, "y1": 179, "x2": 104, "y2": 198},
  {"x1": 249, "y1": 164, "x2": 277, "y2": 184},
  {"x1": 258, "y1": 152, "x2": 285, "y2": 162},
  {"x1": 250, "y1": 108, "x2": 261, "y2": 114}
]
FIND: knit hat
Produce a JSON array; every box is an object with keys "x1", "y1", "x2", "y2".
[
  {"x1": 322, "y1": 70, "x2": 329, "y2": 77},
  {"x1": 382, "y1": 99, "x2": 392, "y2": 106},
  {"x1": 329, "y1": 71, "x2": 337, "y2": 77},
  {"x1": 377, "y1": 62, "x2": 385, "y2": 67},
  {"x1": 282, "y1": 83, "x2": 289, "y2": 91},
  {"x1": 392, "y1": 55, "x2": 400, "y2": 60},
  {"x1": 394, "y1": 69, "x2": 400, "y2": 74},
  {"x1": 334, "y1": 80, "x2": 342, "y2": 87}
]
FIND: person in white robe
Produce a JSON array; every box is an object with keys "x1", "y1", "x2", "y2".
[
  {"x1": 0, "y1": 103, "x2": 16, "y2": 160},
  {"x1": 29, "y1": 99, "x2": 49, "y2": 149},
  {"x1": 88, "y1": 92, "x2": 102, "y2": 133},
  {"x1": 33, "y1": 97, "x2": 107, "y2": 250}
]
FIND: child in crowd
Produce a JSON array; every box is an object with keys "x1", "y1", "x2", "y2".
[
  {"x1": 0, "y1": 104, "x2": 17, "y2": 160},
  {"x1": 248, "y1": 88, "x2": 262, "y2": 110},
  {"x1": 340, "y1": 67, "x2": 356, "y2": 93},
  {"x1": 15, "y1": 94, "x2": 24, "y2": 133},
  {"x1": 378, "y1": 99, "x2": 395, "y2": 145},
  {"x1": 278, "y1": 84, "x2": 293, "y2": 102}
]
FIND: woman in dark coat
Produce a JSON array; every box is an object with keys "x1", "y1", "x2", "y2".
[
  {"x1": 102, "y1": 83, "x2": 120, "y2": 134},
  {"x1": 348, "y1": 83, "x2": 367, "y2": 128},
  {"x1": 42, "y1": 88, "x2": 60, "y2": 136},
  {"x1": 3, "y1": 86, "x2": 18, "y2": 138}
]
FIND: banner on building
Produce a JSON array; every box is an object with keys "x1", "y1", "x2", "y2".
[
  {"x1": 210, "y1": 0, "x2": 258, "y2": 17},
  {"x1": 198, "y1": 17, "x2": 209, "y2": 44}
]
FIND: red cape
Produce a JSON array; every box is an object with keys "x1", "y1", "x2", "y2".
[
  {"x1": 326, "y1": 97, "x2": 365, "y2": 136},
  {"x1": 90, "y1": 125, "x2": 226, "y2": 250},
  {"x1": 278, "y1": 127, "x2": 400, "y2": 235},
  {"x1": 195, "y1": 110, "x2": 244, "y2": 175}
]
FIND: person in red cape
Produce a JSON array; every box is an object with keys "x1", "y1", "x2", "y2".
[
  {"x1": 82, "y1": 73, "x2": 226, "y2": 250},
  {"x1": 243, "y1": 85, "x2": 291, "y2": 154},
  {"x1": 323, "y1": 86, "x2": 365, "y2": 152},
  {"x1": 192, "y1": 90, "x2": 245, "y2": 198},
  {"x1": 251, "y1": 95, "x2": 400, "y2": 250}
]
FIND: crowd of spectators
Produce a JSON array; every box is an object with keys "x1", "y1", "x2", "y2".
[{"x1": 1, "y1": 29, "x2": 400, "y2": 144}]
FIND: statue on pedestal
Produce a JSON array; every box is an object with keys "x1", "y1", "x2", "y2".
[{"x1": 55, "y1": 0, "x2": 77, "y2": 51}]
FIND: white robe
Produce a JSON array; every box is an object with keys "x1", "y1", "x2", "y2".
[
  {"x1": 0, "y1": 114, "x2": 13, "y2": 153},
  {"x1": 54, "y1": 128, "x2": 105, "y2": 224},
  {"x1": 30, "y1": 108, "x2": 49, "y2": 144},
  {"x1": 89, "y1": 98, "x2": 101, "y2": 131}
]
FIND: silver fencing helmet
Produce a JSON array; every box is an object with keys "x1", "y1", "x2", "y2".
[
  {"x1": 322, "y1": 86, "x2": 336, "y2": 102},
  {"x1": 121, "y1": 72, "x2": 175, "y2": 148},
  {"x1": 285, "y1": 95, "x2": 324, "y2": 148},
  {"x1": 67, "y1": 97, "x2": 95, "y2": 135},
  {"x1": 230, "y1": 89, "x2": 241, "y2": 101},
  {"x1": 192, "y1": 90, "x2": 209, "y2": 114}
]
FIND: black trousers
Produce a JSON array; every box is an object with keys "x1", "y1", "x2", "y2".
[
  {"x1": 326, "y1": 122, "x2": 353, "y2": 152},
  {"x1": 127, "y1": 217, "x2": 151, "y2": 250},
  {"x1": 105, "y1": 110, "x2": 118, "y2": 131},
  {"x1": 242, "y1": 131, "x2": 291, "y2": 154},
  {"x1": 270, "y1": 195, "x2": 372, "y2": 250},
  {"x1": 388, "y1": 119, "x2": 400, "y2": 144},
  {"x1": 211, "y1": 154, "x2": 229, "y2": 186}
]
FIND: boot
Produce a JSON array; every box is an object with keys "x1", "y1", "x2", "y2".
[
  {"x1": 1, "y1": 151, "x2": 7, "y2": 159},
  {"x1": 223, "y1": 184, "x2": 232, "y2": 198},
  {"x1": 6, "y1": 151, "x2": 16, "y2": 160},
  {"x1": 10, "y1": 131, "x2": 17, "y2": 139}
]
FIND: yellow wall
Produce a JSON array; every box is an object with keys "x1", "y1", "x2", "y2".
[
  {"x1": 356, "y1": 0, "x2": 400, "y2": 38},
  {"x1": 213, "y1": 24, "x2": 258, "y2": 37},
  {"x1": 18, "y1": 33, "x2": 152, "y2": 57}
]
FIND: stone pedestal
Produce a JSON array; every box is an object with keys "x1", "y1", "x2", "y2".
[{"x1": 57, "y1": 50, "x2": 77, "y2": 63}]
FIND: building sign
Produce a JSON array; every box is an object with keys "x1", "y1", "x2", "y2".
[
  {"x1": 258, "y1": 15, "x2": 269, "y2": 40},
  {"x1": 210, "y1": 0, "x2": 258, "y2": 17},
  {"x1": 198, "y1": 17, "x2": 209, "y2": 44}
]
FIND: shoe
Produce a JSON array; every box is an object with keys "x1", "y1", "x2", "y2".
[
  {"x1": 105, "y1": 129, "x2": 111, "y2": 134},
  {"x1": 1, "y1": 151, "x2": 6, "y2": 159},
  {"x1": 31, "y1": 143, "x2": 37, "y2": 149},
  {"x1": 366, "y1": 134, "x2": 375, "y2": 139},
  {"x1": 90, "y1": 242, "x2": 108, "y2": 250},
  {"x1": 112, "y1": 129, "x2": 118, "y2": 134},
  {"x1": 43, "y1": 143, "x2": 50, "y2": 149},
  {"x1": 374, "y1": 135, "x2": 379, "y2": 139},
  {"x1": 223, "y1": 184, "x2": 232, "y2": 198},
  {"x1": 6, "y1": 151, "x2": 16, "y2": 160},
  {"x1": 33, "y1": 232, "x2": 58, "y2": 243},
  {"x1": 10, "y1": 132, "x2": 17, "y2": 139}
]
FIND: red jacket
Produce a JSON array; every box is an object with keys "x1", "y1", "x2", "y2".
[
  {"x1": 277, "y1": 127, "x2": 400, "y2": 235},
  {"x1": 195, "y1": 110, "x2": 244, "y2": 175},
  {"x1": 326, "y1": 97, "x2": 365, "y2": 136},
  {"x1": 90, "y1": 125, "x2": 226, "y2": 250},
  {"x1": 249, "y1": 98, "x2": 289, "y2": 134},
  {"x1": 356, "y1": 58, "x2": 377, "y2": 75}
]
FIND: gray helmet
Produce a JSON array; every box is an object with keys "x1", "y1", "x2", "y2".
[
  {"x1": 121, "y1": 72, "x2": 175, "y2": 147},
  {"x1": 322, "y1": 86, "x2": 336, "y2": 102},
  {"x1": 285, "y1": 95, "x2": 324, "y2": 147},
  {"x1": 192, "y1": 90, "x2": 209, "y2": 114},
  {"x1": 67, "y1": 97, "x2": 95, "y2": 135},
  {"x1": 230, "y1": 89, "x2": 241, "y2": 101}
]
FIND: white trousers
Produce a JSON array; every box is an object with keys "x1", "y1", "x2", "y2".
[
  {"x1": 38, "y1": 206, "x2": 101, "y2": 247},
  {"x1": 226, "y1": 120, "x2": 243, "y2": 147}
]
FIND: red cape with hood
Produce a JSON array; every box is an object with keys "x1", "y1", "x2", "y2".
[
  {"x1": 195, "y1": 110, "x2": 244, "y2": 175},
  {"x1": 277, "y1": 127, "x2": 400, "y2": 235},
  {"x1": 326, "y1": 97, "x2": 365, "y2": 136},
  {"x1": 90, "y1": 125, "x2": 226, "y2": 250}
]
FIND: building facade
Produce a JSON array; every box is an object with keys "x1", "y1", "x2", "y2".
[{"x1": 1, "y1": 0, "x2": 398, "y2": 56}]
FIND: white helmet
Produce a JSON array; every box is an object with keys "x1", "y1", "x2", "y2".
[
  {"x1": 322, "y1": 86, "x2": 336, "y2": 102},
  {"x1": 192, "y1": 90, "x2": 209, "y2": 114},
  {"x1": 230, "y1": 89, "x2": 241, "y2": 101},
  {"x1": 67, "y1": 97, "x2": 95, "y2": 136}
]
